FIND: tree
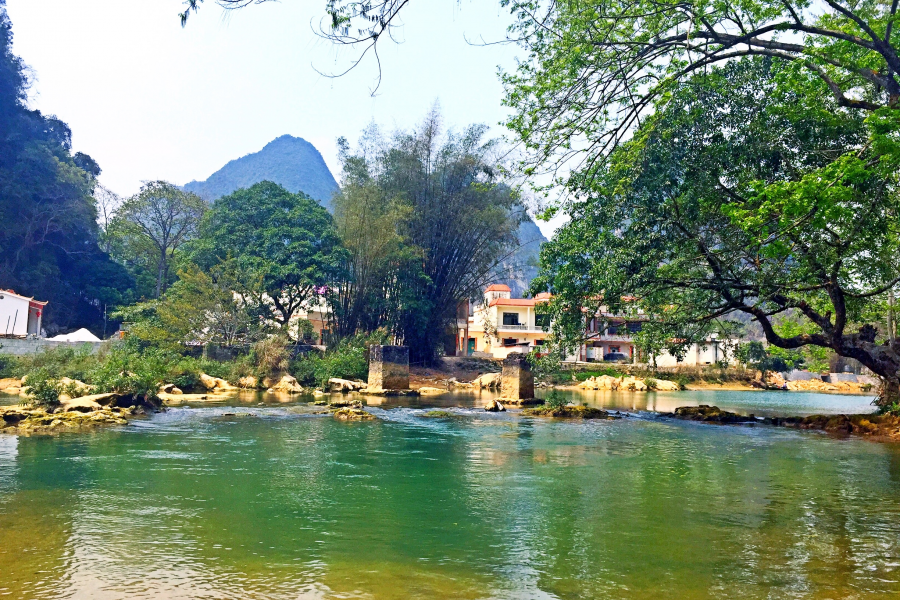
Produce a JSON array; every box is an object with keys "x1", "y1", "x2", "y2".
[
  {"x1": 111, "y1": 181, "x2": 206, "y2": 298},
  {"x1": 192, "y1": 181, "x2": 345, "y2": 336},
  {"x1": 335, "y1": 111, "x2": 525, "y2": 364},
  {"x1": 118, "y1": 263, "x2": 261, "y2": 347},
  {"x1": 0, "y1": 3, "x2": 133, "y2": 334},
  {"x1": 533, "y1": 59, "x2": 900, "y2": 406}
]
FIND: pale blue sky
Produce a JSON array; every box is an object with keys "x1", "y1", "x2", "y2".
[{"x1": 7, "y1": 1, "x2": 566, "y2": 233}]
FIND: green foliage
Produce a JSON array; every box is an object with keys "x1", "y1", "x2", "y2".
[
  {"x1": 192, "y1": 181, "x2": 344, "y2": 335},
  {"x1": 0, "y1": 351, "x2": 19, "y2": 379},
  {"x1": 291, "y1": 332, "x2": 385, "y2": 388},
  {"x1": 109, "y1": 181, "x2": 206, "y2": 298},
  {"x1": 333, "y1": 111, "x2": 525, "y2": 364},
  {"x1": 23, "y1": 367, "x2": 61, "y2": 408},
  {"x1": 643, "y1": 378, "x2": 658, "y2": 391},
  {"x1": 736, "y1": 341, "x2": 803, "y2": 374},
  {"x1": 0, "y1": 6, "x2": 133, "y2": 333},
  {"x1": 542, "y1": 389, "x2": 568, "y2": 410},
  {"x1": 12, "y1": 345, "x2": 100, "y2": 382},
  {"x1": 533, "y1": 58, "x2": 900, "y2": 404},
  {"x1": 250, "y1": 336, "x2": 291, "y2": 380}
]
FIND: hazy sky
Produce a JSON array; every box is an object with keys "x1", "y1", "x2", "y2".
[{"x1": 6, "y1": 1, "x2": 565, "y2": 232}]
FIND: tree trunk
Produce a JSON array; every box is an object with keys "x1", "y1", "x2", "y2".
[
  {"x1": 878, "y1": 376, "x2": 900, "y2": 409},
  {"x1": 155, "y1": 253, "x2": 166, "y2": 299}
]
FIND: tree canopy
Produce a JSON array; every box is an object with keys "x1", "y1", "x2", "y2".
[
  {"x1": 533, "y1": 58, "x2": 900, "y2": 404},
  {"x1": 333, "y1": 111, "x2": 525, "y2": 364},
  {"x1": 192, "y1": 181, "x2": 345, "y2": 337},
  {"x1": 0, "y1": 3, "x2": 133, "y2": 334}
]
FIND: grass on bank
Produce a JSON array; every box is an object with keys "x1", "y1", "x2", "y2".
[{"x1": 0, "y1": 333, "x2": 383, "y2": 406}]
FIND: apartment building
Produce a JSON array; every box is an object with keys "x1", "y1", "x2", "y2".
[{"x1": 457, "y1": 284, "x2": 732, "y2": 366}]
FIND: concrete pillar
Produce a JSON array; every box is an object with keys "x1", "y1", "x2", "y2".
[
  {"x1": 367, "y1": 345, "x2": 410, "y2": 391},
  {"x1": 500, "y1": 353, "x2": 535, "y2": 400}
]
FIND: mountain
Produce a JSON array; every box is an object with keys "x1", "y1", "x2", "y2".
[
  {"x1": 183, "y1": 135, "x2": 338, "y2": 206},
  {"x1": 185, "y1": 135, "x2": 547, "y2": 295}
]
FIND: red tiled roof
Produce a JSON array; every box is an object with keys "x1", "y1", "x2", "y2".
[
  {"x1": 485, "y1": 284, "x2": 511, "y2": 292},
  {"x1": 489, "y1": 297, "x2": 550, "y2": 307}
]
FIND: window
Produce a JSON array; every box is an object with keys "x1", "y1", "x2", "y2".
[
  {"x1": 535, "y1": 314, "x2": 550, "y2": 328},
  {"x1": 534, "y1": 339, "x2": 545, "y2": 346},
  {"x1": 503, "y1": 338, "x2": 518, "y2": 346},
  {"x1": 502, "y1": 313, "x2": 520, "y2": 326},
  {"x1": 607, "y1": 323, "x2": 620, "y2": 335},
  {"x1": 627, "y1": 322, "x2": 642, "y2": 333},
  {"x1": 609, "y1": 345, "x2": 621, "y2": 353}
]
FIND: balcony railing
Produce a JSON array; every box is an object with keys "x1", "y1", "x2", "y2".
[{"x1": 497, "y1": 323, "x2": 548, "y2": 332}]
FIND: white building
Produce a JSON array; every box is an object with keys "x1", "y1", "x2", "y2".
[
  {"x1": 0, "y1": 289, "x2": 47, "y2": 337},
  {"x1": 458, "y1": 284, "x2": 734, "y2": 366}
]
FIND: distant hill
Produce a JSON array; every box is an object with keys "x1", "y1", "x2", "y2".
[
  {"x1": 183, "y1": 135, "x2": 338, "y2": 206},
  {"x1": 184, "y1": 135, "x2": 547, "y2": 295}
]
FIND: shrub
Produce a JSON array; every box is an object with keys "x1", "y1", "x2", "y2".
[
  {"x1": 16, "y1": 345, "x2": 100, "y2": 382},
  {"x1": 23, "y1": 367, "x2": 62, "y2": 409},
  {"x1": 643, "y1": 377, "x2": 658, "y2": 390},
  {"x1": 251, "y1": 336, "x2": 291, "y2": 379},
  {"x1": 542, "y1": 389, "x2": 568, "y2": 409},
  {"x1": 87, "y1": 342, "x2": 172, "y2": 405},
  {"x1": 0, "y1": 352, "x2": 19, "y2": 379},
  {"x1": 291, "y1": 333, "x2": 378, "y2": 388}
]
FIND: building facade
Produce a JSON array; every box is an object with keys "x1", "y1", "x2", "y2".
[
  {"x1": 0, "y1": 289, "x2": 47, "y2": 338},
  {"x1": 458, "y1": 284, "x2": 732, "y2": 366}
]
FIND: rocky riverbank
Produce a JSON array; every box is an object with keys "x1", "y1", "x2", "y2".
[
  {"x1": 0, "y1": 404, "x2": 134, "y2": 434},
  {"x1": 668, "y1": 405, "x2": 900, "y2": 441}
]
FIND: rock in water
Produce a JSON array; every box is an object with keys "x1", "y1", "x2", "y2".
[
  {"x1": 484, "y1": 399, "x2": 506, "y2": 412},
  {"x1": 199, "y1": 373, "x2": 238, "y2": 391},
  {"x1": 267, "y1": 375, "x2": 304, "y2": 394}
]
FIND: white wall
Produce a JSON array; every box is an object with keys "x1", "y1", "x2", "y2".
[{"x1": 0, "y1": 295, "x2": 30, "y2": 336}]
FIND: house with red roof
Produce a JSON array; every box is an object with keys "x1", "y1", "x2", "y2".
[
  {"x1": 0, "y1": 289, "x2": 47, "y2": 337},
  {"x1": 458, "y1": 284, "x2": 732, "y2": 365}
]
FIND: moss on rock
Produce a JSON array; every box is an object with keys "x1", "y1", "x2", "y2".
[{"x1": 522, "y1": 405, "x2": 617, "y2": 419}]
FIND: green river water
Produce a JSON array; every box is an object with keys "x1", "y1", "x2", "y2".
[{"x1": 1, "y1": 389, "x2": 898, "y2": 599}]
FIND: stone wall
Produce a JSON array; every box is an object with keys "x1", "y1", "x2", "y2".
[
  {"x1": 367, "y1": 345, "x2": 410, "y2": 391},
  {"x1": 0, "y1": 338, "x2": 106, "y2": 356}
]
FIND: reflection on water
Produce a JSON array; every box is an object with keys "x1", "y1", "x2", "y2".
[{"x1": 0, "y1": 401, "x2": 899, "y2": 599}]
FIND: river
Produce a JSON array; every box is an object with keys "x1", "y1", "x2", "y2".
[{"x1": 1, "y1": 389, "x2": 898, "y2": 599}]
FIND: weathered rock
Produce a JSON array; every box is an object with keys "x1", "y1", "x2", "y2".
[
  {"x1": 58, "y1": 377, "x2": 92, "y2": 399},
  {"x1": 767, "y1": 413, "x2": 900, "y2": 439},
  {"x1": 654, "y1": 379, "x2": 681, "y2": 391},
  {"x1": 472, "y1": 372, "x2": 501, "y2": 389},
  {"x1": 1, "y1": 404, "x2": 131, "y2": 434},
  {"x1": 328, "y1": 378, "x2": 366, "y2": 393},
  {"x1": 199, "y1": 373, "x2": 238, "y2": 391},
  {"x1": 367, "y1": 345, "x2": 410, "y2": 391},
  {"x1": 0, "y1": 378, "x2": 22, "y2": 391},
  {"x1": 332, "y1": 407, "x2": 376, "y2": 421},
  {"x1": 60, "y1": 397, "x2": 103, "y2": 413},
  {"x1": 619, "y1": 376, "x2": 648, "y2": 392},
  {"x1": 329, "y1": 397, "x2": 364, "y2": 408},
  {"x1": 418, "y1": 386, "x2": 448, "y2": 395},
  {"x1": 671, "y1": 405, "x2": 752, "y2": 423},
  {"x1": 312, "y1": 389, "x2": 326, "y2": 397},
  {"x1": 523, "y1": 405, "x2": 617, "y2": 419},
  {"x1": 267, "y1": 375, "x2": 303, "y2": 394},
  {"x1": 159, "y1": 383, "x2": 183, "y2": 394},
  {"x1": 500, "y1": 354, "x2": 535, "y2": 401},
  {"x1": 578, "y1": 375, "x2": 620, "y2": 390},
  {"x1": 238, "y1": 376, "x2": 259, "y2": 389},
  {"x1": 484, "y1": 399, "x2": 506, "y2": 412},
  {"x1": 448, "y1": 378, "x2": 474, "y2": 388}
]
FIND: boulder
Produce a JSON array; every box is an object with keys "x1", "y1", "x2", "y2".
[
  {"x1": 418, "y1": 386, "x2": 448, "y2": 395},
  {"x1": 59, "y1": 377, "x2": 92, "y2": 398},
  {"x1": 332, "y1": 407, "x2": 376, "y2": 421},
  {"x1": 267, "y1": 375, "x2": 304, "y2": 394},
  {"x1": 484, "y1": 399, "x2": 506, "y2": 412},
  {"x1": 619, "y1": 376, "x2": 648, "y2": 391},
  {"x1": 60, "y1": 397, "x2": 103, "y2": 413},
  {"x1": 654, "y1": 379, "x2": 681, "y2": 391},
  {"x1": 472, "y1": 372, "x2": 501, "y2": 389},
  {"x1": 238, "y1": 376, "x2": 259, "y2": 389},
  {"x1": 578, "y1": 375, "x2": 620, "y2": 390},
  {"x1": 328, "y1": 378, "x2": 366, "y2": 393},
  {"x1": 199, "y1": 373, "x2": 238, "y2": 391},
  {"x1": 0, "y1": 378, "x2": 22, "y2": 391},
  {"x1": 159, "y1": 383, "x2": 183, "y2": 394}
]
